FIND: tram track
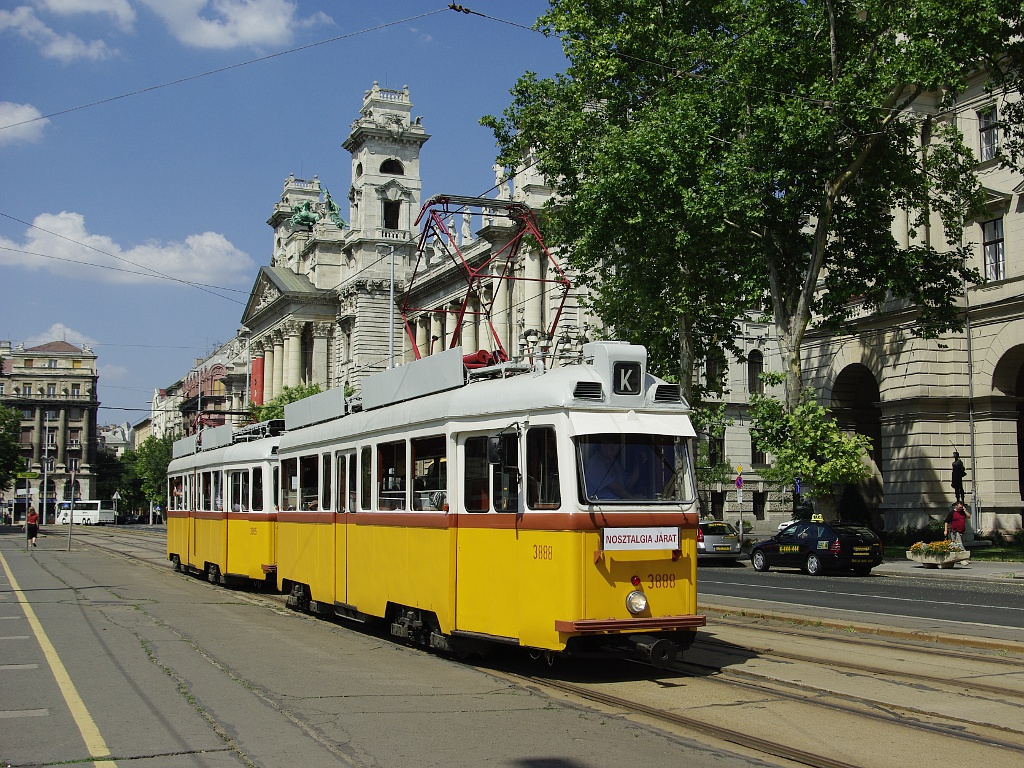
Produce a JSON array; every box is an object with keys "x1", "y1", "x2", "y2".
[{"x1": 74, "y1": 528, "x2": 1024, "y2": 768}]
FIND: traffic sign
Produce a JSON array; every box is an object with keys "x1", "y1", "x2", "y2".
[
  {"x1": 735, "y1": 475, "x2": 743, "y2": 489},
  {"x1": 794, "y1": 476, "x2": 802, "y2": 495},
  {"x1": 17, "y1": 472, "x2": 40, "y2": 479}
]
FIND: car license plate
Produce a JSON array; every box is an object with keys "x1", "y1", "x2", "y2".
[
  {"x1": 853, "y1": 546, "x2": 871, "y2": 554},
  {"x1": 714, "y1": 545, "x2": 732, "y2": 552}
]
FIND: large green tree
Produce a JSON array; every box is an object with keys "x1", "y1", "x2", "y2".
[
  {"x1": 486, "y1": 0, "x2": 1023, "y2": 409},
  {"x1": 0, "y1": 404, "x2": 26, "y2": 493},
  {"x1": 122, "y1": 435, "x2": 175, "y2": 510}
]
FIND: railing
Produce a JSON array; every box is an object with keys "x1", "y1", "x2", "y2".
[{"x1": 377, "y1": 228, "x2": 408, "y2": 241}]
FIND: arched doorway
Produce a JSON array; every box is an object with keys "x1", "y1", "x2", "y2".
[{"x1": 831, "y1": 363, "x2": 883, "y2": 528}]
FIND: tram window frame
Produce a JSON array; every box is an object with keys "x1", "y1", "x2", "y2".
[
  {"x1": 360, "y1": 446, "x2": 371, "y2": 510},
  {"x1": 578, "y1": 434, "x2": 695, "y2": 504},
  {"x1": 321, "y1": 453, "x2": 332, "y2": 512},
  {"x1": 229, "y1": 469, "x2": 249, "y2": 513},
  {"x1": 273, "y1": 466, "x2": 279, "y2": 511},
  {"x1": 170, "y1": 476, "x2": 184, "y2": 510},
  {"x1": 299, "y1": 454, "x2": 319, "y2": 511},
  {"x1": 348, "y1": 453, "x2": 358, "y2": 512},
  {"x1": 282, "y1": 457, "x2": 298, "y2": 511},
  {"x1": 378, "y1": 440, "x2": 407, "y2": 510},
  {"x1": 492, "y1": 433, "x2": 520, "y2": 513},
  {"x1": 411, "y1": 435, "x2": 447, "y2": 511},
  {"x1": 252, "y1": 466, "x2": 264, "y2": 512},
  {"x1": 464, "y1": 437, "x2": 490, "y2": 512},
  {"x1": 335, "y1": 451, "x2": 348, "y2": 514},
  {"x1": 526, "y1": 426, "x2": 560, "y2": 510}
]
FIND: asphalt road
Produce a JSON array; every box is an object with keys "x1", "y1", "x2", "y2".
[{"x1": 697, "y1": 559, "x2": 1024, "y2": 644}]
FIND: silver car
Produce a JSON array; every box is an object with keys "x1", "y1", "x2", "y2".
[{"x1": 697, "y1": 521, "x2": 742, "y2": 562}]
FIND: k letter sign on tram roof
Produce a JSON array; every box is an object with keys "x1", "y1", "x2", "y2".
[{"x1": 613, "y1": 362, "x2": 642, "y2": 395}]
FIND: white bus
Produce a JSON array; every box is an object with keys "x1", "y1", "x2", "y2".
[{"x1": 56, "y1": 500, "x2": 116, "y2": 525}]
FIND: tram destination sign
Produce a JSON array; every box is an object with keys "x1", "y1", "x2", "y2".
[{"x1": 603, "y1": 526, "x2": 680, "y2": 551}]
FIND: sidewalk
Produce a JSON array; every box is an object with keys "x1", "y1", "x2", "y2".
[{"x1": 873, "y1": 554, "x2": 1024, "y2": 581}]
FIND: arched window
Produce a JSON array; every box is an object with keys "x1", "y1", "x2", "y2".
[
  {"x1": 380, "y1": 159, "x2": 404, "y2": 175},
  {"x1": 355, "y1": 162, "x2": 363, "y2": 177},
  {"x1": 747, "y1": 350, "x2": 764, "y2": 394}
]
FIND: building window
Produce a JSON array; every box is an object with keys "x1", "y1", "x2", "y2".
[
  {"x1": 22, "y1": 409, "x2": 32, "y2": 420},
  {"x1": 382, "y1": 199, "x2": 401, "y2": 230},
  {"x1": 47, "y1": 383, "x2": 56, "y2": 396},
  {"x1": 983, "y1": 218, "x2": 1005, "y2": 281},
  {"x1": 68, "y1": 457, "x2": 80, "y2": 471},
  {"x1": 45, "y1": 457, "x2": 55, "y2": 472},
  {"x1": 379, "y1": 159, "x2": 404, "y2": 175},
  {"x1": 71, "y1": 384, "x2": 80, "y2": 396},
  {"x1": 751, "y1": 437, "x2": 766, "y2": 467},
  {"x1": 979, "y1": 106, "x2": 999, "y2": 162},
  {"x1": 0, "y1": 383, "x2": 4, "y2": 395},
  {"x1": 705, "y1": 351, "x2": 726, "y2": 391},
  {"x1": 20, "y1": 428, "x2": 32, "y2": 445},
  {"x1": 48, "y1": 359, "x2": 57, "y2": 368},
  {"x1": 747, "y1": 350, "x2": 764, "y2": 395},
  {"x1": 708, "y1": 432, "x2": 726, "y2": 467},
  {"x1": 73, "y1": 360, "x2": 82, "y2": 369},
  {"x1": 24, "y1": 359, "x2": 33, "y2": 368}
]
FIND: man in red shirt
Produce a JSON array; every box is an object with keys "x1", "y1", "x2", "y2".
[{"x1": 944, "y1": 502, "x2": 970, "y2": 549}]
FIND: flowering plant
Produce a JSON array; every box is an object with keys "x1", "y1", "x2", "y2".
[{"x1": 909, "y1": 540, "x2": 964, "y2": 556}]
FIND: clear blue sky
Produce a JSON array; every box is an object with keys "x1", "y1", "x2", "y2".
[{"x1": 0, "y1": 0, "x2": 566, "y2": 426}]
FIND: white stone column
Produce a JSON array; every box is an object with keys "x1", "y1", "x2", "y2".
[
  {"x1": 463, "y1": 296, "x2": 479, "y2": 352},
  {"x1": 286, "y1": 322, "x2": 303, "y2": 388},
  {"x1": 263, "y1": 340, "x2": 275, "y2": 402},
  {"x1": 430, "y1": 311, "x2": 444, "y2": 355},
  {"x1": 272, "y1": 331, "x2": 285, "y2": 396},
  {"x1": 311, "y1": 322, "x2": 331, "y2": 387},
  {"x1": 525, "y1": 249, "x2": 543, "y2": 335},
  {"x1": 492, "y1": 262, "x2": 509, "y2": 352},
  {"x1": 416, "y1": 316, "x2": 429, "y2": 359}
]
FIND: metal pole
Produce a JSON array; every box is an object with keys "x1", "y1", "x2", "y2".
[
  {"x1": 66, "y1": 471, "x2": 75, "y2": 551},
  {"x1": 963, "y1": 277, "x2": 980, "y2": 538},
  {"x1": 41, "y1": 411, "x2": 49, "y2": 525},
  {"x1": 389, "y1": 245, "x2": 395, "y2": 368}
]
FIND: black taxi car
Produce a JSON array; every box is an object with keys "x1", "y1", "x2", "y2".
[{"x1": 750, "y1": 515, "x2": 883, "y2": 576}]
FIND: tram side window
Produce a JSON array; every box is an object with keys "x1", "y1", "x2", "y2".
[
  {"x1": 273, "y1": 466, "x2": 280, "y2": 511},
  {"x1": 229, "y1": 470, "x2": 249, "y2": 513},
  {"x1": 200, "y1": 471, "x2": 215, "y2": 511},
  {"x1": 282, "y1": 458, "x2": 298, "y2": 511},
  {"x1": 526, "y1": 427, "x2": 561, "y2": 510},
  {"x1": 321, "y1": 453, "x2": 332, "y2": 512},
  {"x1": 360, "y1": 447, "x2": 371, "y2": 511},
  {"x1": 464, "y1": 437, "x2": 490, "y2": 512},
  {"x1": 378, "y1": 440, "x2": 407, "y2": 510},
  {"x1": 335, "y1": 453, "x2": 346, "y2": 514},
  {"x1": 252, "y1": 467, "x2": 264, "y2": 512},
  {"x1": 299, "y1": 454, "x2": 319, "y2": 510},
  {"x1": 412, "y1": 435, "x2": 447, "y2": 510},
  {"x1": 170, "y1": 476, "x2": 183, "y2": 510},
  {"x1": 492, "y1": 433, "x2": 520, "y2": 513}
]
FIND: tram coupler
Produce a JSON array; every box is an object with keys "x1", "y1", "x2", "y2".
[{"x1": 632, "y1": 636, "x2": 679, "y2": 668}]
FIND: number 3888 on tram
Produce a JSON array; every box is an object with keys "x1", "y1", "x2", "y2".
[{"x1": 270, "y1": 341, "x2": 705, "y2": 667}]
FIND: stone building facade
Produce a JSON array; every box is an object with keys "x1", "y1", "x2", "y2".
[
  {"x1": 705, "y1": 78, "x2": 1024, "y2": 536},
  {"x1": 0, "y1": 339, "x2": 100, "y2": 522}
]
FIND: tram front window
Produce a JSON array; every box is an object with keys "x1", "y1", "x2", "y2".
[{"x1": 579, "y1": 434, "x2": 692, "y2": 503}]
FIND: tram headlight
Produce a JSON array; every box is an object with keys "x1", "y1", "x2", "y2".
[{"x1": 625, "y1": 590, "x2": 648, "y2": 615}]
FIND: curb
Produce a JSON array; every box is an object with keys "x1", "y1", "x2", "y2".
[{"x1": 698, "y1": 602, "x2": 1024, "y2": 655}]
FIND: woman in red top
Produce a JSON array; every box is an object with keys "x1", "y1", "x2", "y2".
[
  {"x1": 944, "y1": 502, "x2": 970, "y2": 548},
  {"x1": 26, "y1": 505, "x2": 39, "y2": 547}
]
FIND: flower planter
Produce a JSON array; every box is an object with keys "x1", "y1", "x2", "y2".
[{"x1": 905, "y1": 549, "x2": 971, "y2": 569}]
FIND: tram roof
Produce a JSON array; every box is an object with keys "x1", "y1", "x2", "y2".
[{"x1": 278, "y1": 342, "x2": 694, "y2": 452}]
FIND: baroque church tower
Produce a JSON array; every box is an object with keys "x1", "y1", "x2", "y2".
[{"x1": 239, "y1": 83, "x2": 428, "y2": 404}]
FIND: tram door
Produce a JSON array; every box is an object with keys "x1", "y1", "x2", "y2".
[{"x1": 334, "y1": 450, "x2": 355, "y2": 606}]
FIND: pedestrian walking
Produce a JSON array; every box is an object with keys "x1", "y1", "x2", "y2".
[
  {"x1": 944, "y1": 501, "x2": 970, "y2": 549},
  {"x1": 26, "y1": 504, "x2": 39, "y2": 547}
]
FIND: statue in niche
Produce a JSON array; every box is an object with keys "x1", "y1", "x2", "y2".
[{"x1": 462, "y1": 211, "x2": 472, "y2": 242}]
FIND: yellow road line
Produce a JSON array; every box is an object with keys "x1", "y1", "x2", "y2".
[{"x1": 0, "y1": 549, "x2": 117, "y2": 767}]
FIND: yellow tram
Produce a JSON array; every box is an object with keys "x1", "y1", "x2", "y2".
[
  {"x1": 272, "y1": 341, "x2": 704, "y2": 666},
  {"x1": 166, "y1": 420, "x2": 281, "y2": 585}
]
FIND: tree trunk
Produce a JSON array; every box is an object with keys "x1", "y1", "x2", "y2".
[{"x1": 677, "y1": 313, "x2": 694, "y2": 405}]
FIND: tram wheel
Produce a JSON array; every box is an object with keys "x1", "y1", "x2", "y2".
[
  {"x1": 171, "y1": 554, "x2": 181, "y2": 572},
  {"x1": 207, "y1": 564, "x2": 220, "y2": 584}
]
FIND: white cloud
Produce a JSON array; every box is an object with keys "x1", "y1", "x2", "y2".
[
  {"x1": 0, "y1": 211, "x2": 256, "y2": 288},
  {"x1": 25, "y1": 323, "x2": 98, "y2": 349},
  {"x1": 37, "y1": 0, "x2": 136, "y2": 32},
  {"x1": 0, "y1": 102, "x2": 49, "y2": 146},
  {"x1": 138, "y1": 0, "x2": 330, "y2": 50},
  {"x1": 98, "y1": 363, "x2": 128, "y2": 382},
  {"x1": 0, "y1": 5, "x2": 117, "y2": 61}
]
